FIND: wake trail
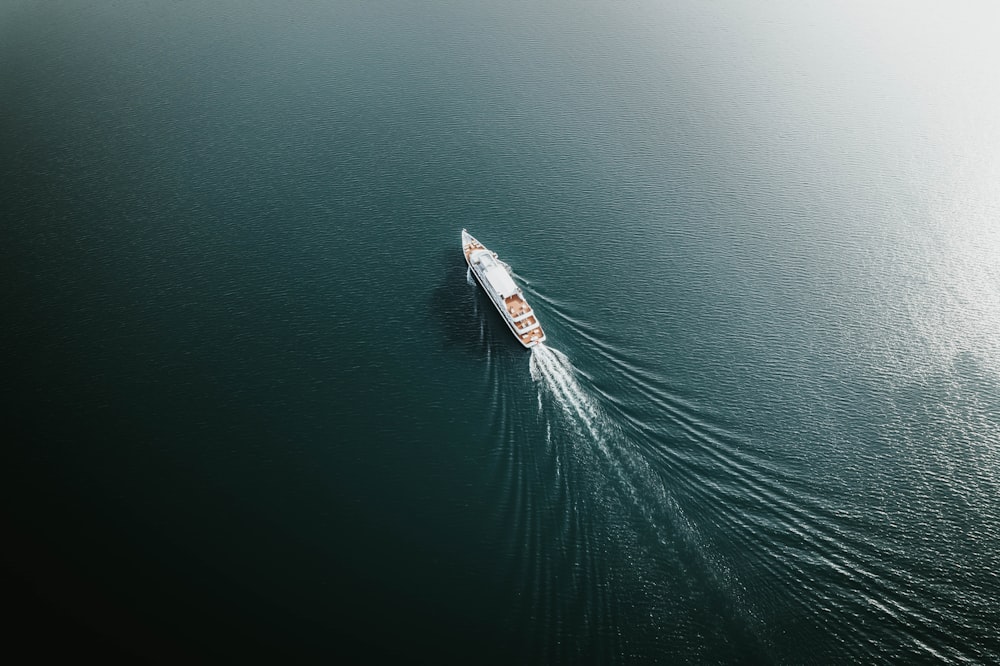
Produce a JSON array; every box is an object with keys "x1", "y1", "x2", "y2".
[
  {"x1": 529, "y1": 342, "x2": 765, "y2": 656},
  {"x1": 529, "y1": 344, "x2": 669, "y2": 537},
  {"x1": 530, "y1": 345, "x2": 603, "y2": 445}
]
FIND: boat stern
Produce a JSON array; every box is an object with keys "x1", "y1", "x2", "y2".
[{"x1": 522, "y1": 330, "x2": 546, "y2": 348}]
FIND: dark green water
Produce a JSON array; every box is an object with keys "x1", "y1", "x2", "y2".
[{"x1": 4, "y1": 1, "x2": 1000, "y2": 663}]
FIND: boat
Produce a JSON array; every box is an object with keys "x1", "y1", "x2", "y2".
[{"x1": 462, "y1": 229, "x2": 546, "y2": 348}]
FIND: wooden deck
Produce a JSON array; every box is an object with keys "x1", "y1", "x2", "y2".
[
  {"x1": 507, "y1": 294, "x2": 545, "y2": 344},
  {"x1": 519, "y1": 328, "x2": 545, "y2": 345},
  {"x1": 505, "y1": 295, "x2": 536, "y2": 329}
]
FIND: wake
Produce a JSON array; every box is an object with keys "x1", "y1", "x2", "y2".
[
  {"x1": 529, "y1": 342, "x2": 762, "y2": 654},
  {"x1": 529, "y1": 344, "x2": 675, "y2": 542},
  {"x1": 529, "y1": 344, "x2": 605, "y2": 449}
]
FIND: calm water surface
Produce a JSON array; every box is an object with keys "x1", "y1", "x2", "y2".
[{"x1": 4, "y1": 1, "x2": 999, "y2": 662}]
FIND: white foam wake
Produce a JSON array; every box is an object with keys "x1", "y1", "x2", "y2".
[
  {"x1": 530, "y1": 344, "x2": 713, "y2": 561},
  {"x1": 529, "y1": 344, "x2": 606, "y2": 450},
  {"x1": 528, "y1": 340, "x2": 767, "y2": 656},
  {"x1": 466, "y1": 266, "x2": 475, "y2": 286},
  {"x1": 530, "y1": 344, "x2": 761, "y2": 651}
]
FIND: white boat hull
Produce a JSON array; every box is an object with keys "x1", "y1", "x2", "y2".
[{"x1": 462, "y1": 229, "x2": 546, "y2": 348}]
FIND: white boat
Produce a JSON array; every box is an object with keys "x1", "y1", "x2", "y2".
[{"x1": 462, "y1": 229, "x2": 546, "y2": 348}]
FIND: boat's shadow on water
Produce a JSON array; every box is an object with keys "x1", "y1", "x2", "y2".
[{"x1": 427, "y1": 248, "x2": 525, "y2": 359}]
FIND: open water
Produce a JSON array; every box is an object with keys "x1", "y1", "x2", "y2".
[{"x1": 4, "y1": 1, "x2": 999, "y2": 663}]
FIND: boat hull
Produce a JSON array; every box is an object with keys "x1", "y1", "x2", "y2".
[{"x1": 462, "y1": 230, "x2": 546, "y2": 348}]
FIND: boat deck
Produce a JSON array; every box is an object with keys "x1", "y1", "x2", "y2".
[{"x1": 505, "y1": 295, "x2": 544, "y2": 344}]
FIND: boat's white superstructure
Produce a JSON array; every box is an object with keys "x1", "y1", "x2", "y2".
[{"x1": 462, "y1": 229, "x2": 546, "y2": 348}]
